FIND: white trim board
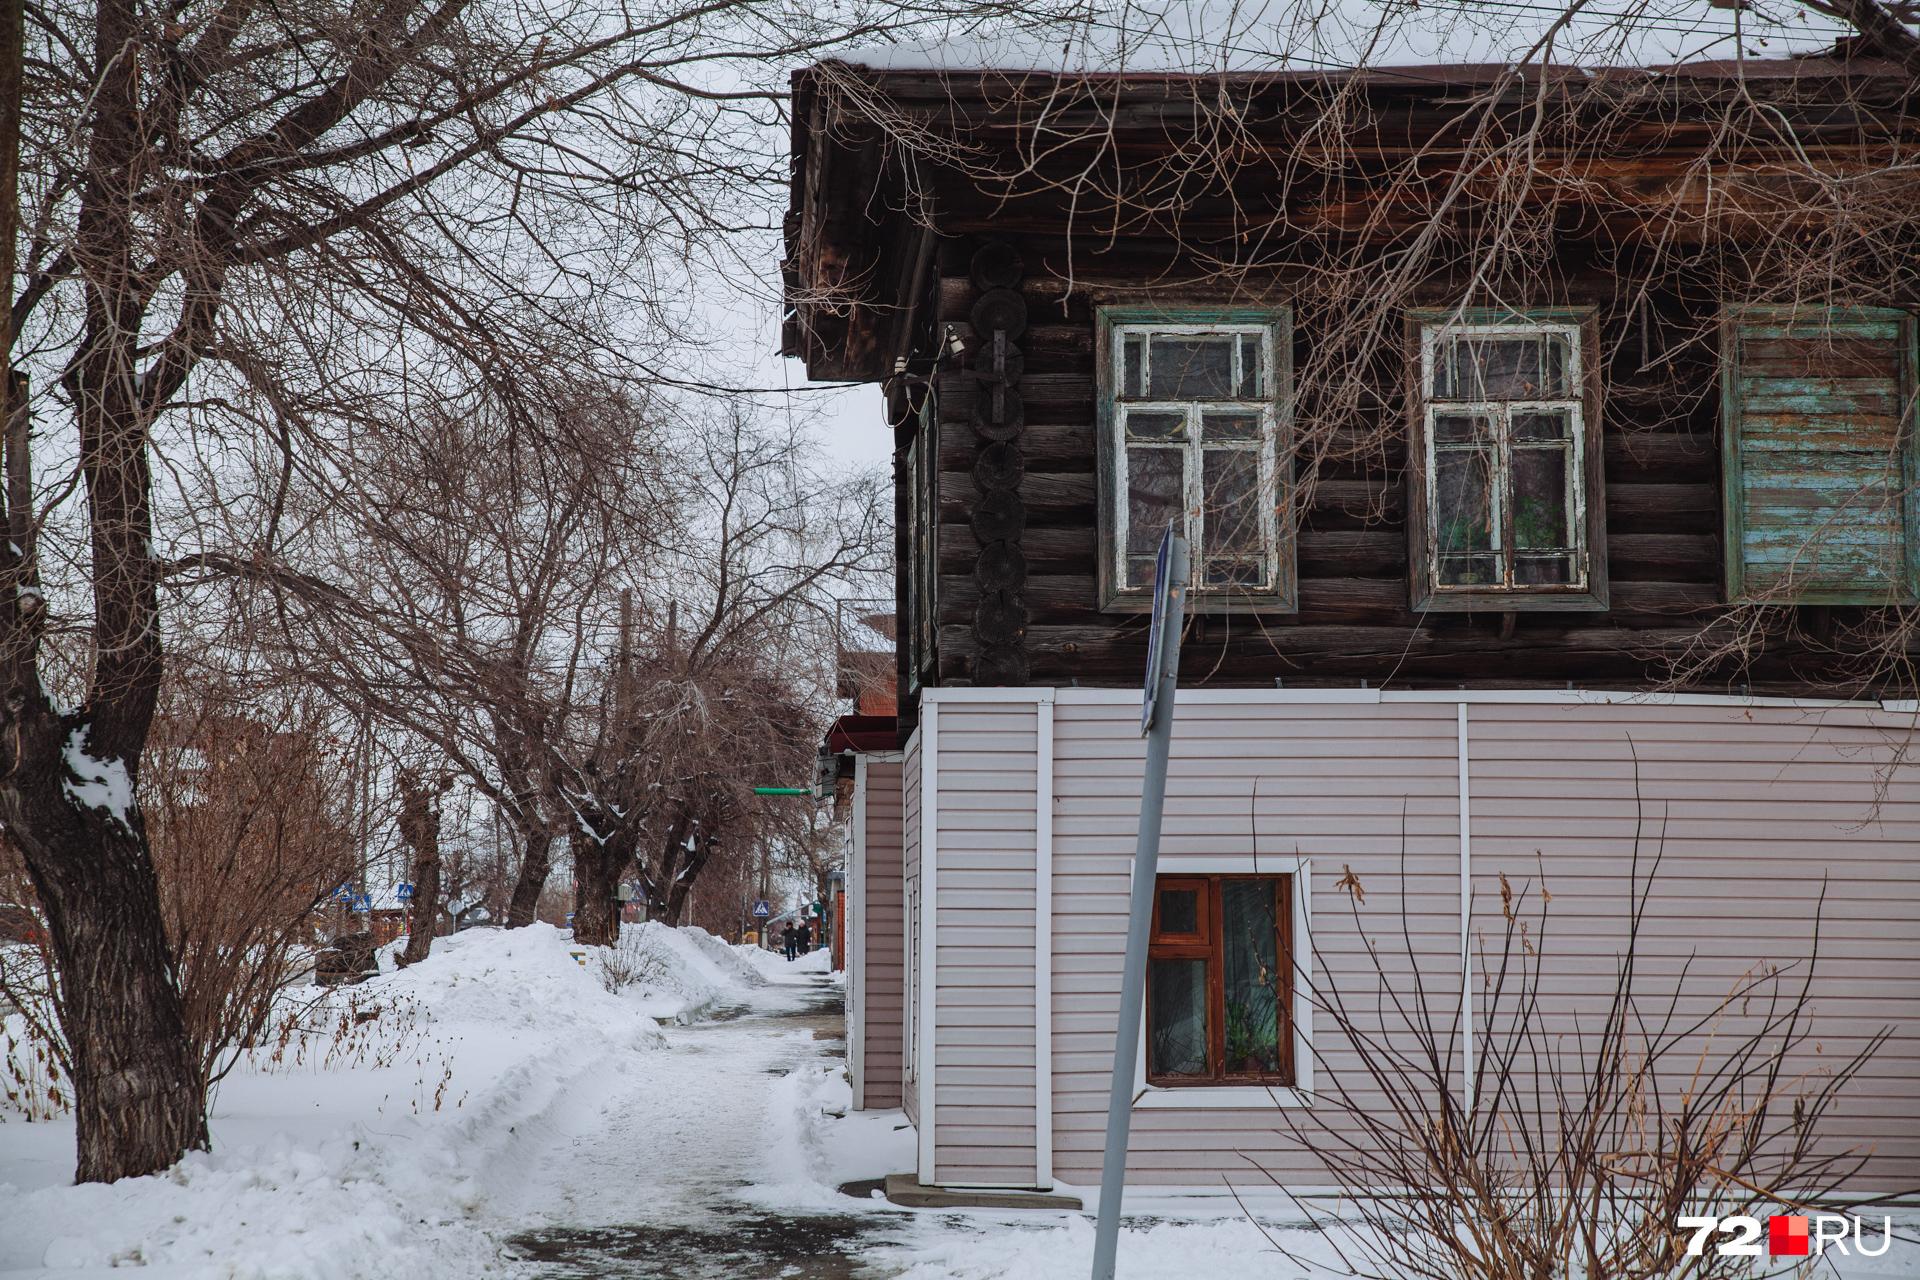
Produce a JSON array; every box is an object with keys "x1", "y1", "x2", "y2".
[
  {"x1": 1130, "y1": 853, "x2": 1315, "y2": 1112},
  {"x1": 1038, "y1": 686, "x2": 1892, "y2": 711},
  {"x1": 1034, "y1": 693, "x2": 1055, "y2": 1188},
  {"x1": 1457, "y1": 704, "x2": 1474, "y2": 1111},
  {"x1": 916, "y1": 700, "x2": 939, "y2": 1187}
]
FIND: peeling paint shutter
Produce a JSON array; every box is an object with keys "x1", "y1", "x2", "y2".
[{"x1": 1723, "y1": 307, "x2": 1919, "y2": 603}]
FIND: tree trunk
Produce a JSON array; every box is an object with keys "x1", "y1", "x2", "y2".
[
  {"x1": 658, "y1": 823, "x2": 716, "y2": 929},
  {"x1": 505, "y1": 826, "x2": 553, "y2": 928},
  {"x1": 8, "y1": 774, "x2": 207, "y2": 1182},
  {"x1": 571, "y1": 833, "x2": 625, "y2": 946},
  {"x1": 396, "y1": 772, "x2": 445, "y2": 967}
]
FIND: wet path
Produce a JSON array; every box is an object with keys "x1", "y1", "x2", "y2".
[{"x1": 501, "y1": 980, "x2": 916, "y2": 1279}]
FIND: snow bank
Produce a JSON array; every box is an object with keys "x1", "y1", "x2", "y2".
[
  {"x1": 733, "y1": 940, "x2": 831, "y2": 980},
  {"x1": 0, "y1": 922, "x2": 759, "y2": 1278}
]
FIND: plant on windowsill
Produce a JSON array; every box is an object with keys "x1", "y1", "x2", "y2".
[{"x1": 1513, "y1": 497, "x2": 1559, "y2": 551}]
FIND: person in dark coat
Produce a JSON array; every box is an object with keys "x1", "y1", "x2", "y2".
[
  {"x1": 797, "y1": 921, "x2": 812, "y2": 955},
  {"x1": 781, "y1": 922, "x2": 797, "y2": 961}
]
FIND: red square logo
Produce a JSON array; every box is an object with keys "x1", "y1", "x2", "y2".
[{"x1": 1769, "y1": 1216, "x2": 1810, "y2": 1256}]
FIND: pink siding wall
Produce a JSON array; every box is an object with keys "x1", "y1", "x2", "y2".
[
  {"x1": 1466, "y1": 701, "x2": 1920, "y2": 1193},
  {"x1": 857, "y1": 760, "x2": 905, "y2": 1109},
  {"x1": 902, "y1": 689, "x2": 1920, "y2": 1196},
  {"x1": 1050, "y1": 695, "x2": 1464, "y2": 1189},
  {"x1": 933, "y1": 700, "x2": 1042, "y2": 1187},
  {"x1": 901, "y1": 732, "x2": 922, "y2": 1129}
]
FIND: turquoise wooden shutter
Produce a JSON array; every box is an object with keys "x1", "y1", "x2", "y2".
[{"x1": 1723, "y1": 307, "x2": 1919, "y2": 604}]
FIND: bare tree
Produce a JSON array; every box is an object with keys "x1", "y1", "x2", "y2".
[
  {"x1": 394, "y1": 769, "x2": 452, "y2": 968},
  {"x1": 1266, "y1": 825, "x2": 1894, "y2": 1279},
  {"x1": 556, "y1": 411, "x2": 884, "y2": 945}
]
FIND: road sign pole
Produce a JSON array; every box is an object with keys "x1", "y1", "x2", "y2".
[{"x1": 1090, "y1": 531, "x2": 1188, "y2": 1280}]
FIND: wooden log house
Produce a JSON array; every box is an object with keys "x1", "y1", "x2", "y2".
[{"x1": 801, "y1": 49, "x2": 1920, "y2": 1201}]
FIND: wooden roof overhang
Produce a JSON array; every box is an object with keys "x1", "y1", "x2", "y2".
[{"x1": 782, "y1": 54, "x2": 1916, "y2": 383}]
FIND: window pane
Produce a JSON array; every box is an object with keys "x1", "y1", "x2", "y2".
[
  {"x1": 1150, "y1": 335, "x2": 1236, "y2": 399},
  {"x1": 1221, "y1": 881, "x2": 1284, "y2": 1076},
  {"x1": 1126, "y1": 448, "x2": 1184, "y2": 588},
  {"x1": 1432, "y1": 412, "x2": 1492, "y2": 446},
  {"x1": 1206, "y1": 558, "x2": 1264, "y2": 588},
  {"x1": 1148, "y1": 958, "x2": 1210, "y2": 1079},
  {"x1": 1516, "y1": 554, "x2": 1575, "y2": 585},
  {"x1": 1123, "y1": 335, "x2": 1144, "y2": 398},
  {"x1": 1439, "y1": 554, "x2": 1500, "y2": 586},
  {"x1": 1512, "y1": 448, "x2": 1572, "y2": 552},
  {"x1": 1202, "y1": 411, "x2": 1261, "y2": 441},
  {"x1": 1238, "y1": 334, "x2": 1263, "y2": 398},
  {"x1": 1433, "y1": 332, "x2": 1571, "y2": 400},
  {"x1": 1158, "y1": 887, "x2": 1199, "y2": 936},
  {"x1": 1125, "y1": 410, "x2": 1186, "y2": 441},
  {"x1": 1512, "y1": 409, "x2": 1572, "y2": 443},
  {"x1": 1202, "y1": 448, "x2": 1262, "y2": 560},
  {"x1": 1127, "y1": 449, "x2": 1184, "y2": 555},
  {"x1": 1434, "y1": 449, "x2": 1497, "y2": 557}
]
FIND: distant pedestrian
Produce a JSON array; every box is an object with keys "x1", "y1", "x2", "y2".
[
  {"x1": 797, "y1": 922, "x2": 812, "y2": 955},
  {"x1": 782, "y1": 922, "x2": 797, "y2": 962}
]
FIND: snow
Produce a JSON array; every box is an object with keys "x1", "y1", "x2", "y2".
[
  {"x1": 845, "y1": 0, "x2": 1858, "y2": 75},
  {"x1": 0, "y1": 923, "x2": 762, "y2": 1278},
  {"x1": 58, "y1": 729, "x2": 134, "y2": 831},
  {"x1": 5, "y1": 925, "x2": 1912, "y2": 1279}
]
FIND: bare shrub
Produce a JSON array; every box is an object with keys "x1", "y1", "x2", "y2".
[
  {"x1": 0, "y1": 862, "x2": 64, "y2": 1116},
  {"x1": 144, "y1": 684, "x2": 360, "y2": 1092},
  {"x1": 1265, "y1": 814, "x2": 1893, "y2": 1279},
  {"x1": 0, "y1": 680, "x2": 358, "y2": 1115},
  {"x1": 596, "y1": 929, "x2": 675, "y2": 995}
]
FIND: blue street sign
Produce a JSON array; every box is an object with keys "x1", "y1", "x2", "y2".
[
  {"x1": 350, "y1": 894, "x2": 372, "y2": 913},
  {"x1": 751, "y1": 900, "x2": 771, "y2": 918},
  {"x1": 395, "y1": 883, "x2": 414, "y2": 902},
  {"x1": 334, "y1": 884, "x2": 354, "y2": 903}
]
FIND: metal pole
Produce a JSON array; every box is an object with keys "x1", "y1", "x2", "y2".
[{"x1": 1090, "y1": 533, "x2": 1189, "y2": 1280}]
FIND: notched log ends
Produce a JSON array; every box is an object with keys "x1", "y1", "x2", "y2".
[{"x1": 968, "y1": 241, "x2": 1031, "y2": 685}]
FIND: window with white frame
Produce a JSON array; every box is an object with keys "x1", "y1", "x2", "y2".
[
  {"x1": 1100, "y1": 310, "x2": 1293, "y2": 609},
  {"x1": 1414, "y1": 314, "x2": 1605, "y2": 609}
]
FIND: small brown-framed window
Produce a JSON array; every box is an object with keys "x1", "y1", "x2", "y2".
[{"x1": 1146, "y1": 874, "x2": 1294, "y2": 1087}]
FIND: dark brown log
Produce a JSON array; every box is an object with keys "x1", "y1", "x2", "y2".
[
  {"x1": 970, "y1": 241, "x2": 1024, "y2": 291},
  {"x1": 970, "y1": 386, "x2": 1025, "y2": 440},
  {"x1": 970, "y1": 288, "x2": 1029, "y2": 338},
  {"x1": 973, "y1": 644, "x2": 1030, "y2": 685},
  {"x1": 974, "y1": 540, "x2": 1029, "y2": 592},
  {"x1": 973, "y1": 588, "x2": 1030, "y2": 642},
  {"x1": 970, "y1": 488, "x2": 1027, "y2": 543},
  {"x1": 972, "y1": 441, "x2": 1026, "y2": 492}
]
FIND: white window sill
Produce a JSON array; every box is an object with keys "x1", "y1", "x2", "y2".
[{"x1": 1133, "y1": 1085, "x2": 1311, "y2": 1110}]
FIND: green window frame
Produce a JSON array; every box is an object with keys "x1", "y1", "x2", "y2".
[
  {"x1": 1095, "y1": 306, "x2": 1295, "y2": 613},
  {"x1": 1721, "y1": 305, "x2": 1920, "y2": 605},
  {"x1": 1407, "y1": 308, "x2": 1609, "y2": 613}
]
